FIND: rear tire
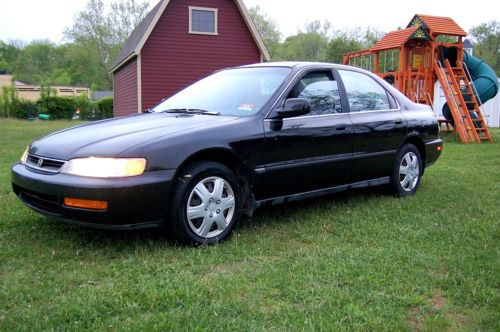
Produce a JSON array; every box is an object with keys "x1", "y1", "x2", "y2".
[
  {"x1": 391, "y1": 144, "x2": 422, "y2": 197},
  {"x1": 167, "y1": 161, "x2": 242, "y2": 245}
]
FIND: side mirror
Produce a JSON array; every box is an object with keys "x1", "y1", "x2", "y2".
[{"x1": 277, "y1": 98, "x2": 311, "y2": 118}]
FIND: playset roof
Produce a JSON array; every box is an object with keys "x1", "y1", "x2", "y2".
[
  {"x1": 371, "y1": 27, "x2": 431, "y2": 51},
  {"x1": 407, "y1": 14, "x2": 467, "y2": 37}
]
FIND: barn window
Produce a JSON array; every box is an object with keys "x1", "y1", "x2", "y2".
[{"x1": 189, "y1": 6, "x2": 218, "y2": 35}]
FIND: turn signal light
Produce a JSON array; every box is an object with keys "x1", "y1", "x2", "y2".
[{"x1": 64, "y1": 198, "x2": 108, "y2": 210}]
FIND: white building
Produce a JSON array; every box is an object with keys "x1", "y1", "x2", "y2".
[{"x1": 433, "y1": 78, "x2": 500, "y2": 128}]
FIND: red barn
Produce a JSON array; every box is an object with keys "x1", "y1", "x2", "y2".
[{"x1": 111, "y1": 0, "x2": 270, "y2": 116}]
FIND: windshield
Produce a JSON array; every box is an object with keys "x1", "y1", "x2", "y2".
[{"x1": 153, "y1": 67, "x2": 292, "y2": 116}]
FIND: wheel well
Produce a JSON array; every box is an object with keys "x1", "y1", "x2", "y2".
[
  {"x1": 176, "y1": 149, "x2": 254, "y2": 214},
  {"x1": 178, "y1": 149, "x2": 249, "y2": 176},
  {"x1": 401, "y1": 136, "x2": 426, "y2": 164}
]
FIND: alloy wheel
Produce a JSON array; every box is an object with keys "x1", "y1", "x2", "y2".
[
  {"x1": 399, "y1": 152, "x2": 420, "y2": 192},
  {"x1": 186, "y1": 176, "x2": 236, "y2": 239}
]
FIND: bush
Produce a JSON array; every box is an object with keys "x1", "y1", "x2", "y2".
[
  {"x1": 1, "y1": 83, "x2": 102, "y2": 121},
  {"x1": 37, "y1": 96, "x2": 76, "y2": 120},
  {"x1": 0, "y1": 85, "x2": 17, "y2": 118},
  {"x1": 74, "y1": 95, "x2": 98, "y2": 121},
  {"x1": 1, "y1": 85, "x2": 39, "y2": 119},
  {"x1": 11, "y1": 100, "x2": 39, "y2": 119},
  {"x1": 97, "y1": 96, "x2": 113, "y2": 119}
]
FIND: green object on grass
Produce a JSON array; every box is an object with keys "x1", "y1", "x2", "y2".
[{"x1": 38, "y1": 114, "x2": 50, "y2": 120}]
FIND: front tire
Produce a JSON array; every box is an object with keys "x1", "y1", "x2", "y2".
[
  {"x1": 391, "y1": 144, "x2": 422, "y2": 196},
  {"x1": 168, "y1": 162, "x2": 242, "y2": 245}
]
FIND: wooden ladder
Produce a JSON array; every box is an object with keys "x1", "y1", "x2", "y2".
[
  {"x1": 452, "y1": 61, "x2": 493, "y2": 143},
  {"x1": 434, "y1": 59, "x2": 493, "y2": 143}
]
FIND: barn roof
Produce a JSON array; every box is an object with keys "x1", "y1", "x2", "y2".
[
  {"x1": 112, "y1": 1, "x2": 163, "y2": 71},
  {"x1": 111, "y1": 0, "x2": 270, "y2": 73},
  {"x1": 407, "y1": 14, "x2": 467, "y2": 37},
  {"x1": 371, "y1": 27, "x2": 431, "y2": 51}
]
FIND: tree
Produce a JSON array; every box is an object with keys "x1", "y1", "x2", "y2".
[
  {"x1": 469, "y1": 21, "x2": 500, "y2": 75},
  {"x1": 360, "y1": 27, "x2": 384, "y2": 48},
  {"x1": 0, "y1": 40, "x2": 72, "y2": 85},
  {"x1": 63, "y1": 42, "x2": 108, "y2": 88},
  {"x1": 271, "y1": 20, "x2": 382, "y2": 63},
  {"x1": 15, "y1": 41, "x2": 62, "y2": 83},
  {"x1": 0, "y1": 40, "x2": 22, "y2": 73},
  {"x1": 248, "y1": 6, "x2": 281, "y2": 59},
  {"x1": 325, "y1": 35, "x2": 363, "y2": 64},
  {"x1": 303, "y1": 20, "x2": 331, "y2": 37},
  {"x1": 278, "y1": 33, "x2": 329, "y2": 61},
  {"x1": 275, "y1": 20, "x2": 330, "y2": 61},
  {"x1": 323, "y1": 27, "x2": 385, "y2": 64},
  {"x1": 63, "y1": 0, "x2": 150, "y2": 88},
  {"x1": 331, "y1": 27, "x2": 384, "y2": 49},
  {"x1": 110, "y1": 0, "x2": 151, "y2": 44}
]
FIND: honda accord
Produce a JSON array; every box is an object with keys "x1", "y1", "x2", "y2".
[{"x1": 12, "y1": 62, "x2": 442, "y2": 244}]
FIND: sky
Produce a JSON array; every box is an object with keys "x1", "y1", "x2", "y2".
[{"x1": 0, "y1": 0, "x2": 498, "y2": 43}]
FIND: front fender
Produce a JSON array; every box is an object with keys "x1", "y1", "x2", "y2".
[{"x1": 119, "y1": 116, "x2": 266, "y2": 172}]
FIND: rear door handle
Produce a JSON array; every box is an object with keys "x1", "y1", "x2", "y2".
[
  {"x1": 395, "y1": 118, "x2": 404, "y2": 125},
  {"x1": 336, "y1": 126, "x2": 347, "y2": 131}
]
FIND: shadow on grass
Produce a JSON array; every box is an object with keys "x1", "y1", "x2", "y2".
[
  {"x1": 29, "y1": 184, "x2": 394, "y2": 251},
  {"x1": 243, "y1": 184, "x2": 392, "y2": 227},
  {"x1": 41, "y1": 219, "x2": 171, "y2": 247}
]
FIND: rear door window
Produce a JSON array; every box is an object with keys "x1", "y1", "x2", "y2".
[{"x1": 338, "y1": 70, "x2": 390, "y2": 112}]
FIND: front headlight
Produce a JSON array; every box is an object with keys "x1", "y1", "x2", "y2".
[
  {"x1": 20, "y1": 147, "x2": 29, "y2": 164},
  {"x1": 60, "y1": 157, "x2": 147, "y2": 178}
]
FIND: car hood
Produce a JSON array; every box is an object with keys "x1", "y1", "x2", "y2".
[{"x1": 29, "y1": 113, "x2": 238, "y2": 160}]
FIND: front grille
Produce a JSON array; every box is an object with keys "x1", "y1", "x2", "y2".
[
  {"x1": 13, "y1": 184, "x2": 62, "y2": 215},
  {"x1": 26, "y1": 154, "x2": 66, "y2": 174}
]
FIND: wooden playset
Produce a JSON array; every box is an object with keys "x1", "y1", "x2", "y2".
[{"x1": 343, "y1": 14, "x2": 498, "y2": 143}]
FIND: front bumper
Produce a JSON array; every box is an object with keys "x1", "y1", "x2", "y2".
[{"x1": 11, "y1": 163, "x2": 176, "y2": 229}]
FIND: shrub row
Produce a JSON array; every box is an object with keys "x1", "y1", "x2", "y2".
[
  {"x1": 0, "y1": 94, "x2": 114, "y2": 120},
  {"x1": 37, "y1": 96, "x2": 77, "y2": 120},
  {"x1": 97, "y1": 97, "x2": 113, "y2": 119}
]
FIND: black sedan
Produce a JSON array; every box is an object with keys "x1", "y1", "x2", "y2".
[{"x1": 12, "y1": 62, "x2": 442, "y2": 244}]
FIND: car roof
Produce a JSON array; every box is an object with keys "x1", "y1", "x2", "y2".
[{"x1": 240, "y1": 61, "x2": 355, "y2": 71}]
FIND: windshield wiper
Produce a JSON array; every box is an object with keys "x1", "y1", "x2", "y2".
[{"x1": 162, "y1": 108, "x2": 220, "y2": 115}]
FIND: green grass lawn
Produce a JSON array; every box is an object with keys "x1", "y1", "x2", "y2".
[{"x1": 0, "y1": 118, "x2": 498, "y2": 331}]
